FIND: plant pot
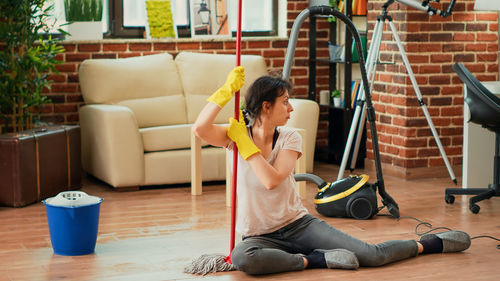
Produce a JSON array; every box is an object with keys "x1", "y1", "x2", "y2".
[
  {"x1": 329, "y1": 44, "x2": 345, "y2": 62},
  {"x1": 333, "y1": 97, "x2": 342, "y2": 107},
  {"x1": 66, "y1": 21, "x2": 103, "y2": 41}
]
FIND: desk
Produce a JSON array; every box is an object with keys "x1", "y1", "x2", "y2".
[{"x1": 462, "y1": 81, "x2": 500, "y2": 188}]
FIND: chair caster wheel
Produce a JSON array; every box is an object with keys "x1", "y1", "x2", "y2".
[
  {"x1": 469, "y1": 204, "x2": 480, "y2": 214},
  {"x1": 445, "y1": 194, "x2": 455, "y2": 204}
]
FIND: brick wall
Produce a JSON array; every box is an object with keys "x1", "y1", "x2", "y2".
[{"x1": 365, "y1": 0, "x2": 498, "y2": 177}]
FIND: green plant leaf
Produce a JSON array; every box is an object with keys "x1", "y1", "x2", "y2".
[
  {"x1": 64, "y1": 0, "x2": 103, "y2": 22},
  {"x1": 0, "y1": 0, "x2": 64, "y2": 133},
  {"x1": 331, "y1": 89, "x2": 341, "y2": 98}
]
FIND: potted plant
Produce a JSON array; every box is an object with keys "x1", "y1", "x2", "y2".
[
  {"x1": 64, "y1": 0, "x2": 103, "y2": 40},
  {"x1": 0, "y1": 0, "x2": 65, "y2": 133},
  {"x1": 0, "y1": 0, "x2": 82, "y2": 208},
  {"x1": 331, "y1": 89, "x2": 342, "y2": 107}
]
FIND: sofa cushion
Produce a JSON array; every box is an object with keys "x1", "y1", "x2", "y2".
[
  {"x1": 144, "y1": 147, "x2": 226, "y2": 185},
  {"x1": 79, "y1": 53, "x2": 183, "y2": 104},
  {"x1": 117, "y1": 95, "x2": 188, "y2": 128},
  {"x1": 175, "y1": 52, "x2": 268, "y2": 124},
  {"x1": 139, "y1": 124, "x2": 210, "y2": 152}
]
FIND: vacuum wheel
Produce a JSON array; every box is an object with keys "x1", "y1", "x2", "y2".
[
  {"x1": 469, "y1": 203, "x2": 480, "y2": 214},
  {"x1": 445, "y1": 194, "x2": 455, "y2": 204}
]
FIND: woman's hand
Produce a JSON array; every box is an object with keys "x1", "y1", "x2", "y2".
[
  {"x1": 227, "y1": 110, "x2": 261, "y2": 160},
  {"x1": 206, "y1": 66, "x2": 245, "y2": 108},
  {"x1": 193, "y1": 67, "x2": 245, "y2": 148}
]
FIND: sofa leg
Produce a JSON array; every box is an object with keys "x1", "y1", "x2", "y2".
[{"x1": 191, "y1": 132, "x2": 202, "y2": 196}]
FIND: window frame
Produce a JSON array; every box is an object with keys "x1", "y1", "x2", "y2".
[
  {"x1": 230, "y1": 0, "x2": 278, "y2": 37},
  {"x1": 106, "y1": 0, "x2": 145, "y2": 38},
  {"x1": 107, "y1": 0, "x2": 278, "y2": 39}
]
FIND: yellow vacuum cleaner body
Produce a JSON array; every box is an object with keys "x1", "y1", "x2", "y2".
[{"x1": 313, "y1": 175, "x2": 378, "y2": 220}]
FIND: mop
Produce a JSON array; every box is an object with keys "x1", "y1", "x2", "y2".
[{"x1": 184, "y1": 0, "x2": 243, "y2": 275}]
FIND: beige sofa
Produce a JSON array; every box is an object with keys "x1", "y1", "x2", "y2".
[{"x1": 78, "y1": 52, "x2": 319, "y2": 191}]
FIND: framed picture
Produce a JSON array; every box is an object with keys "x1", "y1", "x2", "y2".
[
  {"x1": 145, "y1": 0, "x2": 177, "y2": 39},
  {"x1": 190, "y1": 0, "x2": 229, "y2": 37}
]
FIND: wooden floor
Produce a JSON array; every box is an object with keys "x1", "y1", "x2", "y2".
[{"x1": 1, "y1": 162, "x2": 499, "y2": 281}]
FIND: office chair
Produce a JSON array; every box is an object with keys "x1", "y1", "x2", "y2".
[{"x1": 445, "y1": 63, "x2": 500, "y2": 214}]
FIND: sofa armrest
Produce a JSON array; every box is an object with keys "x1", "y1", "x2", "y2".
[
  {"x1": 287, "y1": 99, "x2": 319, "y2": 173},
  {"x1": 79, "y1": 104, "x2": 145, "y2": 188}
]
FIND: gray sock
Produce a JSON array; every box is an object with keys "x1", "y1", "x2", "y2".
[{"x1": 314, "y1": 249, "x2": 359, "y2": 270}]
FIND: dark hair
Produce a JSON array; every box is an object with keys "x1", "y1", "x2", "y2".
[{"x1": 243, "y1": 75, "x2": 292, "y2": 125}]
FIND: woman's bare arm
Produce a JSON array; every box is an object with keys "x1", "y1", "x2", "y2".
[
  {"x1": 246, "y1": 149, "x2": 299, "y2": 190},
  {"x1": 192, "y1": 102, "x2": 231, "y2": 148}
]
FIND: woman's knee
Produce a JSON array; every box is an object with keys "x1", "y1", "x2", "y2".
[
  {"x1": 230, "y1": 245, "x2": 262, "y2": 274},
  {"x1": 230, "y1": 245, "x2": 246, "y2": 269}
]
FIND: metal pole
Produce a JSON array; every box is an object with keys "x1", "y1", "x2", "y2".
[
  {"x1": 349, "y1": 16, "x2": 386, "y2": 171},
  {"x1": 387, "y1": 20, "x2": 457, "y2": 184},
  {"x1": 226, "y1": 0, "x2": 243, "y2": 264},
  {"x1": 337, "y1": 17, "x2": 384, "y2": 179}
]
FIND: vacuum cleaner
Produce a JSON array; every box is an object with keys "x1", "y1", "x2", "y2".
[
  {"x1": 282, "y1": 6, "x2": 400, "y2": 220},
  {"x1": 295, "y1": 173, "x2": 389, "y2": 220}
]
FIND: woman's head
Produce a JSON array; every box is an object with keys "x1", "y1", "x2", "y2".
[{"x1": 243, "y1": 75, "x2": 293, "y2": 126}]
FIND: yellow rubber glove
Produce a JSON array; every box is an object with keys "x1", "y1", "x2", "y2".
[
  {"x1": 227, "y1": 110, "x2": 261, "y2": 160},
  {"x1": 206, "y1": 66, "x2": 245, "y2": 108}
]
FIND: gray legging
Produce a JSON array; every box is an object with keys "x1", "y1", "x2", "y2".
[{"x1": 231, "y1": 214, "x2": 418, "y2": 275}]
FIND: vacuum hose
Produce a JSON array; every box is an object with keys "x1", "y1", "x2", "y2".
[{"x1": 294, "y1": 173, "x2": 328, "y2": 189}]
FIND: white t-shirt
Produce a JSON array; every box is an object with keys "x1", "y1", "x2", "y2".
[{"x1": 227, "y1": 126, "x2": 309, "y2": 237}]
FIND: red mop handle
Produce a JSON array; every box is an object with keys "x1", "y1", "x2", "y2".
[{"x1": 226, "y1": 0, "x2": 242, "y2": 265}]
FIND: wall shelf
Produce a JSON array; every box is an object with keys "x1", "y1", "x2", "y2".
[{"x1": 309, "y1": 1, "x2": 367, "y2": 167}]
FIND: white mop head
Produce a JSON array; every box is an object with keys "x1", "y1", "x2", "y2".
[{"x1": 184, "y1": 254, "x2": 236, "y2": 275}]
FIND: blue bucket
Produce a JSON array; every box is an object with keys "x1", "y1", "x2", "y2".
[{"x1": 43, "y1": 191, "x2": 103, "y2": 256}]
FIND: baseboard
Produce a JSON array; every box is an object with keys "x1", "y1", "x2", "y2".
[{"x1": 363, "y1": 159, "x2": 462, "y2": 180}]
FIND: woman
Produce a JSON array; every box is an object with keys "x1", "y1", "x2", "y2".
[{"x1": 192, "y1": 67, "x2": 471, "y2": 275}]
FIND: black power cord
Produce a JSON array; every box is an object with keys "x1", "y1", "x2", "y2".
[{"x1": 377, "y1": 214, "x2": 500, "y2": 250}]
